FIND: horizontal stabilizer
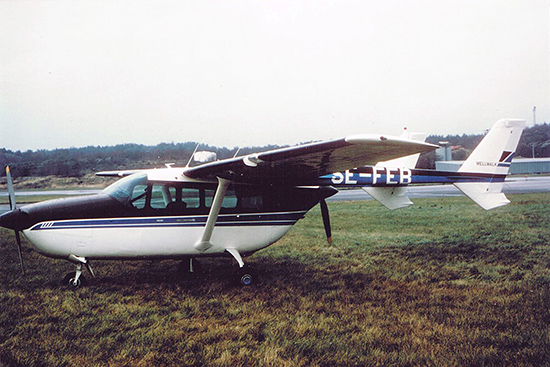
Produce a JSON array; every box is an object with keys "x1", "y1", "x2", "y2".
[
  {"x1": 362, "y1": 186, "x2": 413, "y2": 210},
  {"x1": 454, "y1": 182, "x2": 510, "y2": 210}
]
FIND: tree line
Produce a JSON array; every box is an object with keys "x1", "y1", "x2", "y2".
[
  {"x1": 0, "y1": 142, "x2": 281, "y2": 178},
  {"x1": 1, "y1": 123, "x2": 548, "y2": 177}
]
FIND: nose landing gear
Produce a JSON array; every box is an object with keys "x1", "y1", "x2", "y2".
[{"x1": 62, "y1": 255, "x2": 95, "y2": 288}]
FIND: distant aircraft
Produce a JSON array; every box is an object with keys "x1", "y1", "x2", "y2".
[{"x1": 0, "y1": 119, "x2": 525, "y2": 287}]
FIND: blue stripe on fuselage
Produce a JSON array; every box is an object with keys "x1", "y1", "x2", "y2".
[{"x1": 29, "y1": 211, "x2": 307, "y2": 231}]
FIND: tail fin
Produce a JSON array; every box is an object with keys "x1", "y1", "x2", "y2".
[
  {"x1": 362, "y1": 128, "x2": 426, "y2": 210},
  {"x1": 454, "y1": 119, "x2": 525, "y2": 210}
]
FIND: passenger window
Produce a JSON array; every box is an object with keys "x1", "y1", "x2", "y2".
[
  {"x1": 205, "y1": 188, "x2": 238, "y2": 208},
  {"x1": 150, "y1": 184, "x2": 170, "y2": 209},
  {"x1": 182, "y1": 188, "x2": 200, "y2": 208},
  {"x1": 205, "y1": 189, "x2": 214, "y2": 208},
  {"x1": 130, "y1": 185, "x2": 147, "y2": 209},
  {"x1": 223, "y1": 189, "x2": 238, "y2": 208}
]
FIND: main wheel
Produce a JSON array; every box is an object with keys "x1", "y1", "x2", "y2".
[
  {"x1": 237, "y1": 266, "x2": 256, "y2": 286},
  {"x1": 61, "y1": 272, "x2": 86, "y2": 288}
]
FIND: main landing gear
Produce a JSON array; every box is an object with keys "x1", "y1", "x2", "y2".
[
  {"x1": 62, "y1": 255, "x2": 95, "y2": 288},
  {"x1": 179, "y1": 256, "x2": 257, "y2": 286},
  {"x1": 193, "y1": 177, "x2": 257, "y2": 286},
  {"x1": 226, "y1": 248, "x2": 256, "y2": 286},
  {"x1": 236, "y1": 265, "x2": 256, "y2": 286}
]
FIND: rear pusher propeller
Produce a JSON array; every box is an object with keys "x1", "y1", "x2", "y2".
[
  {"x1": 320, "y1": 199, "x2": 332, "y2": 244},
  {"x1": 5, "y1": 166, "x2": 25, "y2": 274}
]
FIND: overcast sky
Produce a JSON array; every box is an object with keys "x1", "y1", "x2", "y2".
[{"x1": 1, "y1": 0, "x2": 548, "y2": 151}]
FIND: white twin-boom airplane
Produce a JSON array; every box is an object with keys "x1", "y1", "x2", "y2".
[{"x1": 0, "y1": 119, "x2": 525, "y2": 287}]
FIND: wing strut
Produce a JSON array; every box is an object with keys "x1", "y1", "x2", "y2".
[{"x1": 194, "y1": 177, "x2": 230, "y2": 252}]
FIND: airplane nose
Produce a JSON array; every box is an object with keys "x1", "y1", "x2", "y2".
[{"x1": 0, "y1": 209, "x2": 27, "y2": 231}]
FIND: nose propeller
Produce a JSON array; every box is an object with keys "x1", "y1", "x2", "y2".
[
  {"x1": 3, "y1": 166, "x2": 25, "y2": 274},
  {"x1": 320, "y1": 199, "x2": 332, "y2": 244}
]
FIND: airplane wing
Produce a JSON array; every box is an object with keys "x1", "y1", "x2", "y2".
[{"x1": 184, "y1": 134, "x2": 438, "y2": 184}]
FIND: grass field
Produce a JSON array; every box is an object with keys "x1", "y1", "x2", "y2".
[{"x1": 1, "y1": 193, "x2": 549, "y2": 366}]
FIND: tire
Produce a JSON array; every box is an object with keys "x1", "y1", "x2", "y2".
[
  {"x1": 61, "y1": 272, "x2": 86, "y2": 288},
  {"x1": 237, "y1": 266, "x2": 256, "y2": 286}
]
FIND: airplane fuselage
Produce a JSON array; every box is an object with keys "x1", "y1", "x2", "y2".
[{"x1": 7, "y1": 174, "x2": 336, "y2": 261}]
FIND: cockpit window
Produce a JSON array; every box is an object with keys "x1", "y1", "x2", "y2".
[{"x1": 103, "y1": 173, "x2": 148, "y2": 205}]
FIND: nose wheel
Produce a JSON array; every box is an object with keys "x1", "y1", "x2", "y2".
[
  {"x1": 62, "y1": 271, "x2": 87, "y2": 288},
  {"x1": 62, "y1": 256, "x2": 95, "y2": 288}
]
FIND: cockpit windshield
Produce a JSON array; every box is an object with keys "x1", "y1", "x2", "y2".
[{"x1": 102, "y1": 173, "x2": 148, "y2": 205}]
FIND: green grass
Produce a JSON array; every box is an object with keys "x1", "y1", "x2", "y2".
[{"x1": 1, "y1": 193, "x2": 549, "y2": 366}]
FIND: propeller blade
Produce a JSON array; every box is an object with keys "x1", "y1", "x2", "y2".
[
  {"x1": 5, "y1": 167, "x2": 25, "y2": 274},
  {"x1": 14, "y1": 231, "x2": 25, "y2": 275},
  {"x1": 320, "y1": 199, "x2": 332, "y2": 244},
  {"x1": 6, "y1": 166, "x2": 17, "y2": 210}
]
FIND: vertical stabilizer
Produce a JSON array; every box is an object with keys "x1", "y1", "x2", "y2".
[
  {"x1": 457, "y1": 119, "x2": 525, "y2": 175},
  {"x1": 454, "y1": 119, "x2": 525, "y2": 210}
]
